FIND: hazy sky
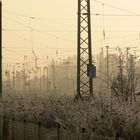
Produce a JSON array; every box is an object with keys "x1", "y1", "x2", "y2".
[{"x1": 2, "y1": 0, "x2": 140, "y2": 64}]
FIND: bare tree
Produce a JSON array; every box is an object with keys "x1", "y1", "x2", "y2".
[{"x1": 110, "y1": 48, "x2": 138, "y2": 102}]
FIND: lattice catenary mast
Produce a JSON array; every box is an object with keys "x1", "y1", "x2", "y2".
[{"x1": 77, "y1": 0, "x2": 96, "y2": 98}]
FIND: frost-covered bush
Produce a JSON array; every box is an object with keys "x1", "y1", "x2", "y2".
[{"x1": 0, "y1": 94, "x2": 140, "y2": 139}]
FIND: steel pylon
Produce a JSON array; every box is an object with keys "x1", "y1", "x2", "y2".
[{"x1": 77, "y1": 0, "x2": 96, "y2": 98}]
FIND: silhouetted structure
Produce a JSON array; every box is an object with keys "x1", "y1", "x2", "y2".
[{"x1": 77, "y1": 0, "x2": 96, "y2": 98}]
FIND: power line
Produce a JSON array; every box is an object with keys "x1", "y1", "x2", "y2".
[
  {"x1": 4, "y1": 10, "x2": 76, "y2": 27},
  {"x1": 93, "y1": 34, "x2": 139, "y2": 45},
  {"x1": 4, "y1": 27, "x2": 139, "y2": 51},
  {"x1": 93, "y1": 0, "x2": 140, "y2": 15},
  {"x1": 3, "y1": 28, "x2": 76, "y2": 32},
  {"x1": 3, "y1": 30, "x2": 77, "y2": 52},
  {"x1": 4, "y1": 10, "x2": 31, "y2": 18},
  {"x1": 4, "y1": 10, "x2": 75, "y2": 20},
  {"x1": 5, "y1": 4, "x2": 140, "y2": 18},
  {"x1": 91, "y1": 13, "x2": 140, "y2": 17},
  {"x1": 3, "y1": 46, "x2": 77, "y2": 51},
  {"x1": 3, "y1": 16, "x2": 33, "y2": 29},
  {"x1": 4, "y1": 31, "x2": 49, "y2": 48},
  {"x1": 3, "y1": 16, "x2": 76, "y2": 43},
  {"x1": 102, "y1": 3, "x2": 106, "y2": 40},
  {"x1": 34, "y1": 30, "x2": 75, "y2": 43},
  {"x1": 3, "y1": 28, "x2": 140, "y2": 33}
]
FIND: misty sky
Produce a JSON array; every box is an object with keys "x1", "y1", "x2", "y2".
[{"x1": 2, "y1": 0, "x2": 140, "y2": 63}]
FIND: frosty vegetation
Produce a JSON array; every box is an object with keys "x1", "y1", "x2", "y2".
[{"x1": 0, "y1": 93, "x2": 140, "y2": 140}]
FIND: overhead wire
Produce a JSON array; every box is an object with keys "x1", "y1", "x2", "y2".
[
  {"x1": 4, "y1": 10, "x2": 74, "y2": 20},
  {"x1": 28, "y1": 17, "x2": 35, "y2": 57},
  {"x1": 92, "y1": 34, "x2": 140, "y2": 47},
  {"x1": 3, "y1": 28, "x2": 140, "y2": 33},
  {"x1": 3, "y1": 29, "x2": 77, "y2": 55},
  {"x1": 2, "y1": 29, "x2": 76, "y2": 32},
  {"x1": 93, "y1": 0, "x2": 140, "y2": 16},
  {"x1": 3, "y1": 29, "x2": 76, "y2": 52},
  {"x1": 3, "y1": 1, "x2": 140, "y2": 57},
  {"x1": 3, "y1": 16, "x2": 76, "y2": 44},
  {"x1": 6, "y1": 4, "x2": 140, "y2": 22},
  {"x1": 3, "y1": 30, "x2": 49, "y2": 49},
  {"x1": 102, "y1": 2, "x2": 106, "y2": 41},
  {"x1": 3, "y1": 28, "x2": 139, "y2": 52},
  {"x1": 3, "y1": 16, "x2": 32, "y2": 29},
  {"x1": 34, "y1": 30, "x2": 76, "y2": 43},
  {"x1": 4, "y1": 10, "x2": 76, "y2": 27},
  {"x1": 4, "y1": 10, "x2": 31, "y2": 18},
  {"x1": 3, "y1": 47, "x2": 76, "y2": 56},
  {"x1": 92, "y1": 0, "x2": 140, "y2": 51},
  {"x1": 3, "y1": 9, "x2": 76, "y2": 62},
  {"x1": 91, "y1": 14, "x2": 140, "y2": 17}
]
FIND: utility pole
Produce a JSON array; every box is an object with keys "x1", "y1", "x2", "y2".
[
  {"x1": 65, "y1": 60, "x2": 70, "y2": 92},
  {"x1": 77, "y1": 0, "x2": 96, "y2": 98},
  {"x1": 12, "y1": 65, "x2": 15, "y2": 93},
  {"x1": 52, "y1": 59, "x2": 56, "y2": 94},
  {"x1": 39, "y1": 67, "x2": 42, "y2": 93},
  {"x1": 0, "y1": 1, "x2": 2, "y2": 97},
  {"x1": 23, "y1": 58, "x2": 26, "y2": 94},
  {"x1": 43, "y1": 66, "x2": 48, "y2": 93},
  {"x1": 33, "y1": 53, "x2": 39, "y2": 94},
  {"x1": 106, "y1": 46, "x2": 109, "y2": 94},
  {"x1": 99, "y1": 48, "x2": 104, "y2": 90}
]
